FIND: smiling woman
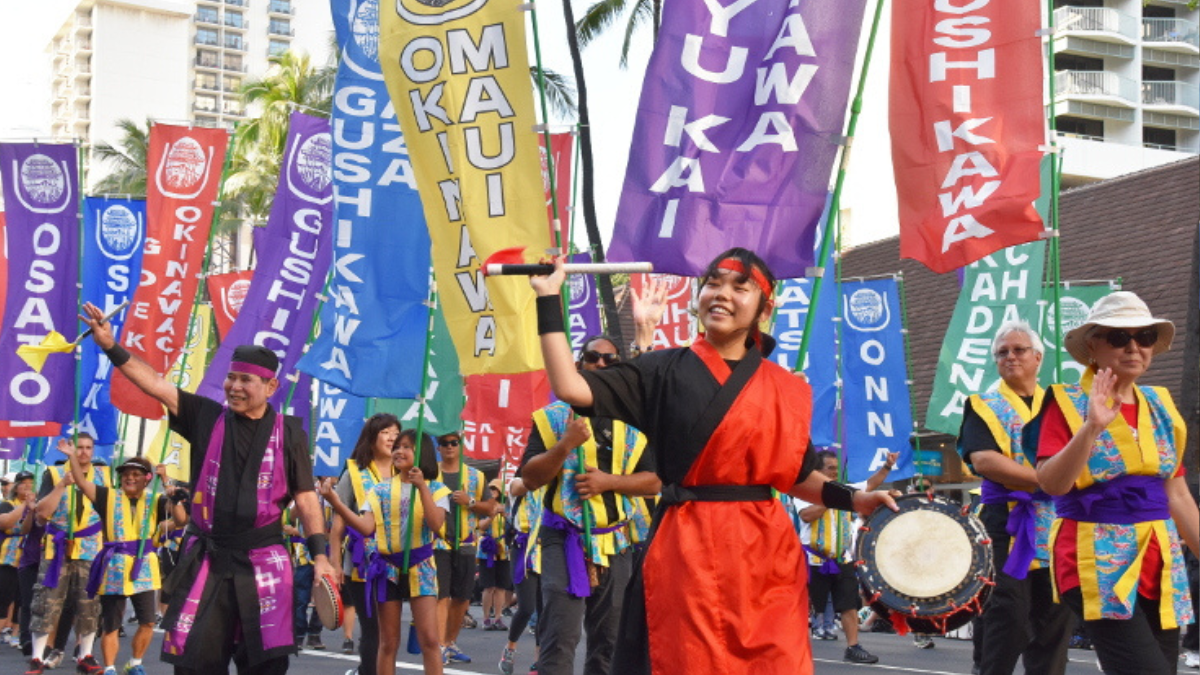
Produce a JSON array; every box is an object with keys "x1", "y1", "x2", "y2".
[{"x1": 1028, "y1": 291, "x2": 1198, "y2": 675}]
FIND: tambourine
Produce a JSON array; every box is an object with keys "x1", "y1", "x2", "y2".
[
  {"x1": 855, "y1": 493, "x2": 993, "y2": 635},
  {"x1": 314, "y1": 574, "x2": 344, "y2": 631}
]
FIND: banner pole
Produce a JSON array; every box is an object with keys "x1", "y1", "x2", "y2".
[
  {"x1": 68, "y1": 140, "x2": 86, "y2": 539},
  {"x1": 527, "y1": 2, "x2": 562, "y2": 252},
  {"x1": 832, "y1": 212, "x2": 847, "y2": 558},
  {"x1": 794, "y1": 0, "x2": 887, "y2": 372},
  {"x1": 896, "y1": 271, "x2": 925, "y2": 487},
  {"x1": 135, "y1": 124, "x2": 234, "y2": 567},
  {"x1": 402, "y1": 273, "x2": 439, "y2": 574},
  {"x1": 1045, "y1": 0, "x2": 1063, "y2": 382}
]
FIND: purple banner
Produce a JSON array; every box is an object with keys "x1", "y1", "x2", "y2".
[
  {"x1": 0, "y1": 143, "x2": 80, "y2": 422},
  {"x1": 566, "y1": 252, "x2": 603, "y2": 357},
  {"x1": 608, "y1": 0, "x2": 867, "y2": 278},
  {"x1": 198, "y1": 112, "x2": 332, "y2": 412}
]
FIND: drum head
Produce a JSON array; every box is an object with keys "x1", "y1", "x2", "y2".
[
  {"x1": 314, "y1": 574, "x2": 343, "y2": 631},
  {"x1": 855, "y1": 493, "x2": 993, "y2": 634}
]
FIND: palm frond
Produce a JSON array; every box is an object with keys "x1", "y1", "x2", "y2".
[
  {"x1": 575, "y1": 0, "x2": 630, "y2": 49},
  {"x1": 530, "y1": 67, "x2": 577, "y2": 121},
  {"x1": 620, "y1": 0, "x2": 655, "y2": 68}
]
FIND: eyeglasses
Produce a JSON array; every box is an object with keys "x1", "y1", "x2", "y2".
[
  {"x1": 581, "y1": 350, "x2": 620, "y2": 365},
  {"x1": 1093, "y1": 328, "x2": 1158, "y2": 349},
  {"x1": 994, "y1": 346, "x2": 1033, "y2": 360},
  {"x1": 439, "y1": 439, "x2": 460, "y2": 447}
]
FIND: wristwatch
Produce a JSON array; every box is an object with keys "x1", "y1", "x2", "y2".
[{"x1": 469, "y1": 497, "x2": 477, "y2": 508}]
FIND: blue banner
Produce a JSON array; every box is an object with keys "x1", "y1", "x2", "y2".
[
  {"x1": 767, "y1": 228, "x2": 837, "y2": 447},
  {"x1": 63, "y1": 198, "x2": 146, "y2": 459},
  {"x1": 840, "y1": 278, "x2": 914, "y2": 483},
  {"x1": 312, "y1": 381, "x2": 367, "y2": 477},
  {"x1": 298, "y1": 0, "x2": 431, "y2": 398}
]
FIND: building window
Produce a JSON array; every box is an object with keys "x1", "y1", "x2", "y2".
[
  {"x1": 223, "y1": 98, "x2": 244, "y2": 115},
  {"x1": 197, "y1": 49, "x2": 220, "y2": 68},
  {"x1": 1057, "y1": 115, "x2": 1104, "y2": 139},
  {"x1": 269, "y1": 1, "x2": 292, "y2": 14},
  {"x1": 224, "y1": 76, "x2": 242, "y2": 92},
  {"x1": 224, "y1": 33, "x2": 244, "y2": 50},
  {"x1": 224, "y1": 54, "x2": 244, "y2": 71},
  {"x1": 268, "y1": 19, "x2": 292, "y2": 36},
  {"x1": 1143, "y1": 126, "x2": 1177, "y2": 150},
  {"x1": 197, "y1": 6, "x2": 218, "y2": 23},
  {"x1": 224, "y1": 11, "x2": 244, "y2": 28},
  {"x1": 196, "y1": 28, "x2": 218, "y2": 46},
  {"x1": 225, "y1": 0, "x2": 246, "y2": 6},
  {"x1": 195, "y1": 115, "x2": 220, "y2": 128},
  {"x1": 195, "y1": 95, "x2": 217, "y2": 112},
  {"x1": 196, "y1": 73, "x2": 218, "y2": 90},
  {"x1": 268, "y1": 39, "x2": 289, "y2": 56}
]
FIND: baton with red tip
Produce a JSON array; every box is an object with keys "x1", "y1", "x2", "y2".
[{"x1": 482, "y1": 246, "x2": 653, "y2": 277}]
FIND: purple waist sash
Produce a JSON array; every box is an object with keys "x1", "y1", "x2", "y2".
[
  {"x1": 43, "y1": 521, "x2": 103, "y2": 589},
  {"x1": 364, "y1": 544, "x2": 435, "y2": 616},
  {"x1": 541, "y1": 510, "x2": 625, "y2": 599},
  {"x1": 480, "y1": 534, "x2": 498, "y2": 568},
  {"x1": 803, "y1": 544, "x2": 841, "y2": 575},
  {"x1": 86, "y1": 539, "x2": 153, "y2": 598},
  {"x1": 1054, "y1": 474, "x2": 1169, "y2": 525},
  {"x1": 346, "y1": 528, "x2": 367, "y2": 577},
  {"x1": 981, "y1": 479, "x2": 1052, "y2": 580},
  {"x1": 512, "y1": 532, "x2": 531, "y2": 585}
]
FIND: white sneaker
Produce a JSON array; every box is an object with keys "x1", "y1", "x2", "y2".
[{"x1": 1184, "y1": 651, "x2": 1199, "y2": 669}]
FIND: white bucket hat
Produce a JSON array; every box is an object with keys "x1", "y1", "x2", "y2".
[{"x1": 1064, "y1": 291, "x2": 1174, "y2": 365}]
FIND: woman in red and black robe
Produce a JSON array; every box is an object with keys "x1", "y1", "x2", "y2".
[{"x1": 530, "y1": 248, "x2": 897, "y2": 675}]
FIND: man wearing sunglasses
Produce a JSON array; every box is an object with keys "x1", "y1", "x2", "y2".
[
  {"x1": 518, "y1": 335, "x2": 661, "y2": 675},
  {"x1": 434, "y1": 431, "x2": 493, "y2": 665},
  {"x1": 957, "y1": 320, "x2": 1072, "y2": 675}
]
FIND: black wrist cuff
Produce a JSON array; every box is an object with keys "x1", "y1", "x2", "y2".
[
  {"x1": 537, "y1": 295, "x2": 565, "y2": 335},
  {"x1": 103, "y1": 344, "x2": 131, "y2": 367},
  {"x1": 821, "y1": 480, "x2": 858, "y2": 512},
  {"x1": 306, "y1": 533, "x2": 329, "y2": 559}
]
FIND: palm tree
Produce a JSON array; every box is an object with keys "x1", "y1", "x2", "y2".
[
  {"x1": 575, "y1": 0, "x2": 660, "y2": 67},
  {"x1": 531, "y1": 66, "x2": 577, "y2": 120},
  {"x1": 90, "y1": 118, "x2": 151, "y2": 196}
]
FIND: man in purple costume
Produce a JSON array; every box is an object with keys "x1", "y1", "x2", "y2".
[{"x1": 81, "y1": 302, "x2": 335, "y2": 674}]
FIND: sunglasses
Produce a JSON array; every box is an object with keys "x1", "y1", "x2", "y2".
[
  {"x1": 1093, "y1": 328, "x2": 1158, "y2": 349},
  {"x1": 994, "y1": 346, "x2": 1032, "y2": 360},
  {"x1": 581, "y1": 350, "x2": 620, "y2": 365},
  {"x1": 439, "y1": 439, "x2": 460, "y2": 447}
]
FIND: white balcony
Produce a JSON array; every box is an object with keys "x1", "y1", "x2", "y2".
[
  {"x1": 1055, "y1": 70, "x2": 1138, "y2": 107},
  {"x1": 1142, "y1": 81, "x2": 1200, "y2": 115},
  {"x1": 1142, "y1": 18, "x2": 1200, "y2": 52},
  {"x1": 1054, "y1": 7, "x2": 1139, "y2": 44}
]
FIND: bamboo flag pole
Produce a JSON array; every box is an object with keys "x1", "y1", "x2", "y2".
[
  {"x1": 134, "y1": 124, "x2": 234, "y2": 566},
  {"x1": 1045, "y1": 0, "x2": 1064, "y2": 382},
  {"x1": 896, "y1": 271, "x2": 925, "y2": 486},
  {"x1": 68, "y1": 140, "x2": 87, "y2": 539},
  {"x1": 794, "y1": 0, "x2": 887, "y2": 372},
  {"x1": 402, "y1": 274, "x2": 439, "y2": 574}
]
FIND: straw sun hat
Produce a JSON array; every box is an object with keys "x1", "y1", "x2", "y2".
[{"x1": 1064, "y1": 291, "x2": 1174, "y2": 365}]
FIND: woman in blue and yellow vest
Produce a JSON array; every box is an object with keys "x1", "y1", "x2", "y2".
[
  {"x1": 0, "y1": 471, "x2": 34, "y2": 645},
  {"x1": 477, "y1": 479, "x2": 512, "y2": 631},
  {"x1": 499, "y1": 477, "x2": 545, "y2": 675},
  {"x1": 330, "y1": 413, "x2": 401, "y2": 675},
  {"x1": 1031, "y1": 292, "x2": 1198, "y2": 675},
  {"x1": 324, "y1": 428, "x2": 449, "y2": 675}
]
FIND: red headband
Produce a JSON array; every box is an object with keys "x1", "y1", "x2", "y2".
[
  {"x1": 716, "y1": 259, "x2": 772, "y2": 299},
  {"x1": 230, "y1": 362, "x2": 277, "y2": 380}
]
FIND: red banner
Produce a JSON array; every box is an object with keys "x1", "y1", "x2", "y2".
[
  {"x1": 111, "y1": 125, "x2": 227, "y2": 418},
  {"x1": 891, "y1": 0, "x2": 1045, "y2": 274},
  {"x1": 461, "y1": 371, "x2": 551, "y2": 470},
  {"x1": 630, "y1": 273, "x2": 696, "y2": 348},
  {"x1": 206, "y1": 270, "x2": 254, "y2": 341},
  {"x1": 540, "y1": 133, "x2": 574, "y2": 250}
]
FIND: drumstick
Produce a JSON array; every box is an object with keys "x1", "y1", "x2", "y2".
[{"x1": 481, "y1": 246, "x2": 653, "y2": 277}]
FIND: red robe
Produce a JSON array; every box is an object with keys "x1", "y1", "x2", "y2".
[{"x1": 582, "y1": 337, "x2": 814, "y2": 675}]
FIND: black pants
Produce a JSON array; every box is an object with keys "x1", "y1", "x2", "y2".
[
  {"x1": 1061, "y1": 587, "x2": 1179, "y2": 675},
  {"x1": 980, "y1": 534, "x2": 1072, "y2": 675},
  {"x1": 171, "y1": 576, "x2": 290, "y2": 675},
  {"x1": 537, "y1": 530, "x2": 631, "y2": 675},
  {"x1": 17, "y1": 565, "x2": 36, "y2": 656},
  {"x1": 507, "y1": 571, "x2": 541, "y2": 644},
  {"x1": 346, "y1": 580, "x2": 379, "y2": 675}
]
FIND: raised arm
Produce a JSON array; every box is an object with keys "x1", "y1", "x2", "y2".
[
  {"x1": 35, "y1": 470, "x2": 73, "y2": 522},
  {"x1": 530, "y1": 258, "x2": 593, "y2": 407},
  {"x1": 60, "y1": 439, "x2": 98, "y2": 504},
  {"x1": 864, "y1": 453, "x2": 898, "y2": 491},
  {"x1": 320, "y1": 482, "x2": 375, "y2": 537},
  {"x1": 1038, "y1": 371, "x2": 1117, "y2": 495},
  {"x1": 81, "y1": 302, "x2": 179, "y2": 417}
]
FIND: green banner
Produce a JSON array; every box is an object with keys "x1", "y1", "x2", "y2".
[
  {"x1": 925, "y1": 242, "x2": 1046, "y2": 434},
  {"x1": 1036, "y1": 283, "x2": 1116, "y2": 387},
  {"x1": 373, "y1": 302, "x2": 464, "y2": 437}
]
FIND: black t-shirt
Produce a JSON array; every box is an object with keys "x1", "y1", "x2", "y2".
[
  {"x1": 169, "y1": 390, "x2": 313, "y2": 533},
  {"x1": 93, "y1": 485, "x2": 170, "y2": 538},
  {"x1": 958, "y1": 394, "x2": 1035, "y2": 537},
  {"x1": 519, "y1": 414, "x2": 655, "y2": 524}
]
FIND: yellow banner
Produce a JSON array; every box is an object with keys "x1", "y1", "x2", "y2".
[
  {"x1": 379, "y1": 0, "x2": 547, "y2": 375},
  {"x1": 147, "y1": 305, "x2": 212, "y2": 483}
]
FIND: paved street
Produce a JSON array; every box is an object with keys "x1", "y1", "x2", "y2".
[{"x1": 0, "y1": 607, "x2": 1126, "y2": 674}]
